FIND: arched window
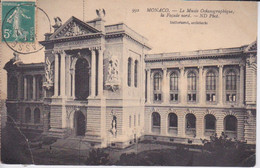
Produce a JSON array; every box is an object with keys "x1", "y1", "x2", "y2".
[
  {"x1": 186, "y1": 113, "x2": 196, "y2": 137},
  {"x1": 8, "y1": 76, "x2": 18, "y2": 100},
  {"x1": 153, "y1": 73, "x2": 162, "y2": 101},
  {"x1": 206, "y1": 71, "x2": 216, "y2": 102},
  {"x1": 34, "y1": 108, "x2": 40, "y2": 124},
  {"x1": 204, "y1": 114, "x2": 216, "y2": 136},
  {"x1": 168, "y1": 113, "x2": 178, "y2": 135},
  {"x1": 134, "y1": 60, "x2": 138, "y2": 87},
  {"x1": 170, "y1": 72, "x2": 178, "y2": 101},
  {"x1": 75, "y1": 58, "x2": 90, "y2": 100},
  {"x1": 186, "y1": 113, "x2": 196, "y2": 129},
  {"x1": 224, "y1": 115, "x2": 237, "y2": 131},
  {"x1": 127, "y1": 58, "x2": 132, "y2": 87},
  {"x1": 152, "y1": 112, "x2": 161, "y2": 134},
  {"x1": 226, "y1": 70, "x2": 237, "y2": 102},
  {"x1": 25, "y1": 107, "x2": 31, "y2": 123},
  {"x1": 224, "y1": 115, "x2": 237, "y2": 139},
  {"x1": 152, "y1": 112, "x2": 160, "y2": 126},
  {"x1": 168, "y1": 113, "x2": 178, "y2": 127},
  {"x1": 187, "y1": 72, "x2": 197, "y2": 102}
]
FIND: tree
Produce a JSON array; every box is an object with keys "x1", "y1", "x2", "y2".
[
  {"x1": 200, "y1": 132, "x2": 252, "y2": 166},
  {"x1": 85, "y1": 148, "x2": 110, "y2": 165}
]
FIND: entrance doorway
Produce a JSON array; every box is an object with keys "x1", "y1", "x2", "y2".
[{"x1": 74, "y1": 111, "x2": 86, "y2": 136}]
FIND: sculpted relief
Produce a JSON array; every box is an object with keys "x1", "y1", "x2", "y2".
[
  {"x1": 105, "y1": 50, "x2": 120, "y2": 91},
  {"x1": 43, "y1": 57, "x2": 54, "y2": 90}
]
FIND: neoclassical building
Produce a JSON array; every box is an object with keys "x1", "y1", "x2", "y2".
[{"x1": 4, "y1": 14, "x2": 257, "y2": 148}]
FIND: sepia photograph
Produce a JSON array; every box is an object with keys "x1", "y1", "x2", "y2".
[{"x1": 0, "y1": 0, "x2": 257, "y2": 166}]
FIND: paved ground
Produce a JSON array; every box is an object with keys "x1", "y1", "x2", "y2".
[{"x1": 28, "y1": 141, "x2": 179, "y2": 165}]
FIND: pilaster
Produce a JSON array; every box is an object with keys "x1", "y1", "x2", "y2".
[
  {"x1": 33, "y1": 76, "x2": 36, "y2": 100},
  {"x1": 162, "y1": 67, "x2": 168, "y2": 104},
  {"x1": 239, "y1": 64, "x2": 245, "y2": 105},
  {"x1": 218, "y1": 65, "x2": 223, "y2": 105},
  {"x1": 179, "y1": 67, "x2": 186, "y2": 104},
  {"x1": 199, "y1": 66, "x2": 205, "y2": 105},
  {"x1": 98, "y1": 48, "x2": 104, "y2": 97},
  {"x1": 60, "y1": 51, "x2": 66, "y2": 97},
  {"x1": 90, "y1": 48, "x2": 96, "y2": 98},
  {"x1": 146, "y1": 68, "x2": 151, "y2": 103},
  {"x1": 24, "y1": 76, "x2": 27, "y2": 100},
  {"x1": 54, "y1": 52, "x2": 59, "y2": 97}
]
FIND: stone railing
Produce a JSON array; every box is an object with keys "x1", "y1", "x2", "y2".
[
  {"x1": 145, "y1": 46, "x2": 245, "y2": 60},
  {"x1": 105, "y1": 23, "x2": 148, "y2": 45}
]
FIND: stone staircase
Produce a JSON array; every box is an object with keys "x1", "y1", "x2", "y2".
[{"x1": 51, "y1": 137, "x2": 92, "y2": 150}]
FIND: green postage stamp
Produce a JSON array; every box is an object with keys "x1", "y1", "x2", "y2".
[{"x1": 2, "y1": 1, "x2": 35, "y2": 42}]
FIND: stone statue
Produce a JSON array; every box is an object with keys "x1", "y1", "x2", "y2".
[
  {"x1": 96, "y1": 9, "x2": 106, "y2": 18},
  {"x1": 53, "y1": 17, "x2": 62, "y2": 31},
  {"x1": 110, "y1": 115, "x2": 117, "y2": 137},
  {"x1": 12, "y1": 52, "x2": 22, "y2": 65}
]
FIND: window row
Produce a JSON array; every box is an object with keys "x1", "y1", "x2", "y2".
[
  {"x1": 151, "y1": 112, "x2": 237, "y2": 138},
  {"x1": 129, "y1": 114, "x2": 141, "y2": 128},
  {"x1": 152, "y1": 69, "x2": 238, "y2": 103},
  {"x1": 25, "y1": 107, "x2": 41, "y2": 124},
  {"x1": 127, "y1": 58, "x2": 138, "y2": 87}
]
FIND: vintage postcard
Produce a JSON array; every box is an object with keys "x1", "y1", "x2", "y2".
[{"x1": 0, "y1": 0, "x2": 257, "y2": 166}]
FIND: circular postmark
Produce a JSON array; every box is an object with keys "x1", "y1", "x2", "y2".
[{"x1": 2, "y1": 2, "x2": 51, "y2": 54}]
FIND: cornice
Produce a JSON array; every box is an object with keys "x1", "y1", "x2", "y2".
[
  {"x1": 39, "y1": 33, "x2": 104, "y2": 45},
  {"x1": 145, "y1": 52, "x2": 244, "y2": 62}
]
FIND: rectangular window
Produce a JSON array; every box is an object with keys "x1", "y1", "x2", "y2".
[
  {"x1": 206, "y1": 94, "x2": 210, "y2": 101},
  {"x1": 226, "y1": 94, "x2": 236, "y2": 102},
  {"x1": 170, "y1": 94, "x2": 178, "y2": 101},
  {"x1": 206, "y1": 93, "x2": 216, "y2": 102},
  {"x1": 154, "y1": 93, "x2": 161, "y2": 101},
  {"x1": 193, "y1": 94, "x2": 196, "y2": 101},
  {"x1": 188, "y1": 94, "x2": 196, "y2": 102}
]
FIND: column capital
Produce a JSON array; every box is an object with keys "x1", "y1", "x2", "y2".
[
  {"x1": 145, "y1": 68, "x2": 151, "y2": 72},
  {"x1": 239, "y1": 63, "x2": 245, "y2": 68},
  {"x1": 162, "y1": 67, "x2": 167, "y2": 71},
  {"x1": 89, "y1": 46, "x2": 102, "y2": 51},
  {"x1": 179, "y1": 66, "x2": 185, "y2": 71},
  {"x1": 217, "y1": 64, "x2": 224, "y2": 68},
  {"x1": 198, "y1": 66, "x2": 204, "y2": 70},
  {"x1": 52, "y1": 50, "x2": 64, "y2": 55}
]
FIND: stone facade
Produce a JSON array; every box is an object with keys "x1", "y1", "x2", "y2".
[{"x1": 4, "y1": 15, "x2": 256, "y2": 148}]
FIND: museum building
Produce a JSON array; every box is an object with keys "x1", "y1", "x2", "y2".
[{"x1": 4, "y1": 14, "x2": 257, "y2": 148}]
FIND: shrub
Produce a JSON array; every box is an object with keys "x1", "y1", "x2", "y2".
[{"x1": 85, "y1": 148, "x2": 110, "y2": 165}]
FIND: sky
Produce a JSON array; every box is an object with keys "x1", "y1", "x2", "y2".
[{"x1": 0, "y1": 0, "x2": 258, "y2": 98}]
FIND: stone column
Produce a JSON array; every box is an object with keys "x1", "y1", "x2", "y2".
[
  {"x1": 90, "y1": 49, "x2": 96, "y2": 97},
  {"x1": 218, "y1": 65, "x2": 223, "y2": 105},
  {"x1": 33, "y1": 76, "x2": 36, "y2": 100},
  {"x1": 179, "y1": 67, "x2": 186, "y2": 104},
  {"x1": 98, "y1": 48, "x2": 104, "y2": 97},
  {"x1": 24, "y1": 76, "x2": 27, "y2": 100},
  {"x1": 199, "y1": 66, "x2": 205, "y2": 105},
  {"x1": 162, "y1": 68, "x2": 168, "y2": 103},
  {"x1": 60, "y1": 51, "x2": 66, "y2": 97},
  {"x1": 146, "y1": 69, "x2": 151, "y2": 103},
  {"x1": 54, "y1": 53, "x2": 59, "y2": 97},
  {"x1": 71, "y1": 69, "x2": 75, "y2": 98},
  {"x1": 239, "y1": 64, "x2": 244, "y2": 105}
]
